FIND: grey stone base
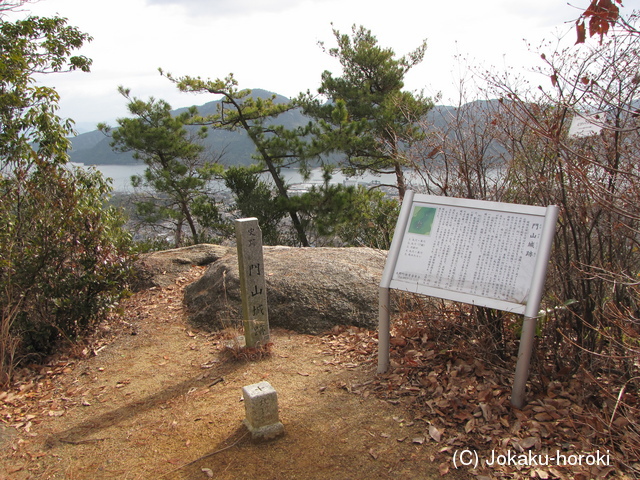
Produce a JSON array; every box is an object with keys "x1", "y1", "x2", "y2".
[{"x1": 243, "y1": 419, "x2": 284, "y2": 440}]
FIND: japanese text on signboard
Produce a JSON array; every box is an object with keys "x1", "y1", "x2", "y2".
[{"x1": 393, "y1": 204, "x2": 544, "y2": 305}]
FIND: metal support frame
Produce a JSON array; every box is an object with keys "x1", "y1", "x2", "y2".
[
  {"x1": 377, "y1": 190, "x2": 558, "y2": 409},
  {"x1": 377, "y1": 191, "x2": 414, "y2": 373},
  {"x1": 509, "y1": 205, "x2": 558, "y2": 408}
]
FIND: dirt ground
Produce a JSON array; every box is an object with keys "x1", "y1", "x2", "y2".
[{"x1": 0, "y1": 267, "x2": 466, "y2": 480}]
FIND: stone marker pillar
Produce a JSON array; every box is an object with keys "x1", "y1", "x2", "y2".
[
  {"x1": 235, "y1": 218, "x2": 269, "y2": 348},
  {"x1": 242, "y1": 381, "x2": 284, "y2": 440}
]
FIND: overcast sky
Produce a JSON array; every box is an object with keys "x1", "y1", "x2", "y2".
[{"x1": 12, "y1": 0, "x2": 640, "y2": 133}]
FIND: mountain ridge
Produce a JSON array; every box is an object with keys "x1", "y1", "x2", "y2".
[
  {"x1": 69, "y1": 89, "x2": 305, "y2": 166},
  {"x1": 68, "y1": 89, "x2": 493, "y2": 167}
]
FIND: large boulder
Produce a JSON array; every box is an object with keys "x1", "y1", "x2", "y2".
[
  {"x1": 132, "y1": 244, "x2": 230, "y2": 290},
  {"x1": 184, "y1": 246, "x2": 387, "y2": 334}
]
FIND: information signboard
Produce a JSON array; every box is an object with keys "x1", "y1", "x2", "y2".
[
  {"x1": 389, "y1": 196, "x2": 547, "y2": 314},
  {"x1": 378, "y1": 192, "x2": 558, "y2": 407}
]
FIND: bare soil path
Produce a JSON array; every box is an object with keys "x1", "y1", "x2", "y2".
[{"x1": 0, "y1": 267, "x2": 458, "y2": 480}]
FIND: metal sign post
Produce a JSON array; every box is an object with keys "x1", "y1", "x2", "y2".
[
  {"x1": 377, "y1": 190, "x2": 416, "y2": 374},
  {"x1": 510, "y1": 207, "x2": 558, "y2": 407},
  {"x1": 378, "y1": 191, "x2": 558, "y2": 408}
]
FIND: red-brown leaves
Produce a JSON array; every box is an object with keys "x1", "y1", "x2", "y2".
[{"x1": 576, "y1": 0, "x2": 623, "y2": 44}]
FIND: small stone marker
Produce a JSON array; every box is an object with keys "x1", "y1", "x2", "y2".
[
  {"x1": 242, "y1": 381, "x2": 284, "y2": 440},
  {"x1": 235, "y1": 218, "x2": 269, "y2": 348}
]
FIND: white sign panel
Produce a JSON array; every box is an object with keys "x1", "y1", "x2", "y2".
[
  {"x1": 387, "y1": 197, "x2": 548, "y2": 314},
  {"x1": 568, "y1": 113, "x2": 603, "y2": 138}
]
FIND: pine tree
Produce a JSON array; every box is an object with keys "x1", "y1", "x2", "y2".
[
  {"x1": 99, "y1": 87, "x2": 224, "y2": 246},
  {"x1": 303, "y1": 25, "x2": 434, "y2": 201}
]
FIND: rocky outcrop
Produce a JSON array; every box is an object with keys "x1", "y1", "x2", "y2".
[
  {"x1": 184, "y1": 246, "x2": 387, "y2": 334},
  {"x1": 132, "y1": 244, "x2": 230, "y2": 290}
]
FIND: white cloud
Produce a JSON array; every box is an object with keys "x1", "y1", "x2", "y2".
[
  {"x1": 144, "y1": 0, "x2": 328, "y2": 16},
  {"x1": 16, "y1": 0, "x2": 598, "y2": 131}
]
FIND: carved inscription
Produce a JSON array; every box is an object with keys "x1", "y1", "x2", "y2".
[{"x1": 236, "y1": 218, "x2": 269, "y2": 347}]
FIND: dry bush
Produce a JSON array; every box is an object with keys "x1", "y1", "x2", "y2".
[{"x1": 221, "y1": 341, "x2": 274, "y2": 363}]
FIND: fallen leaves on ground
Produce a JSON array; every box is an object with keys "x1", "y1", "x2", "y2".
[
  {"x1": 319, "y1": 312, "x2": 639, "y2": 479},
  {"x1": 0, "y1": 267, "x2": 206, "y2": 465},
  {"x1": 2, "y1": 266, "x2": 639, "y2": 479}
]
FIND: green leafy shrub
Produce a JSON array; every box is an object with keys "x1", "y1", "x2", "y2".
[
  {"x1": 0, "y1": 165, "x2": 133, "y2": 363},
  {"x1": 289, "y1": 183, "x2": 399, "y2": 248},
  {"x1": 0, "y1": 11, "x2": 133, "y2": 382}
]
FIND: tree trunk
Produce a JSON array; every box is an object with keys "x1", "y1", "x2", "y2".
[
  {"x1": 181, "y1": 201, "x2": 199, "y2": 244},
  {"x1": 394, "y1": 160, "x2": 406, "y2": 203},
  {"x1": 175, "y1": 216, "x2": 183, "y2": 248},
  {"x1": 245, "y1": 127, "x2": 310, "y2": 247}
]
